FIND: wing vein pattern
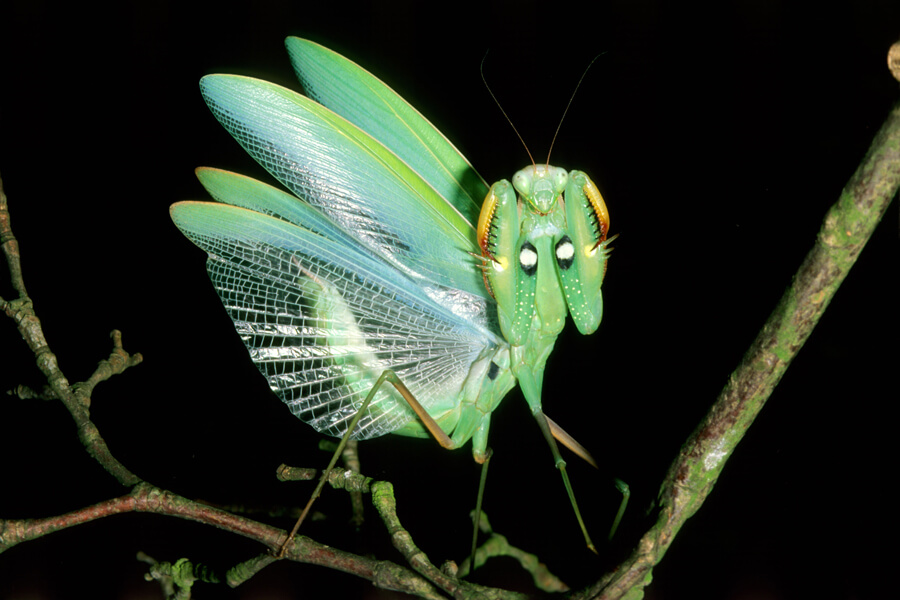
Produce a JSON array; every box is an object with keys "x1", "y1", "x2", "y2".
[{"x1": 175, "y1": 203, "x2": 497, "y2": 439}]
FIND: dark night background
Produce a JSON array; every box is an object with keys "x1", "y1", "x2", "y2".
[{"x1": 1, "y1": 1, "x2": 898, "y2": 598}]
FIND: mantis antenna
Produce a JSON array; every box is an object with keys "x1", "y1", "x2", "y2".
[
  {"x1": 481, "y1": 51, "x2": 606, "y2": 165},
  {"x1": 546, "y1": 53, "x2": 606, "y2": 164},
  {"x1": 480, "y1": 51, "x2": 536, "y2": 167}
]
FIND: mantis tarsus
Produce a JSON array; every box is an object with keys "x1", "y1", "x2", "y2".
[{"x1": 171, "y1": 37, "x2": 626, "y2": 559}]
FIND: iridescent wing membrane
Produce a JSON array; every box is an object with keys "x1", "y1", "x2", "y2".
[{"x1": 171, "y1": 39, "x2": 504, "y2": 440}]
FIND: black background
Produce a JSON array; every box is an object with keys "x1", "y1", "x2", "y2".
[{"x1": 1, "y1": 1, "x2": 898, "y2": 598}]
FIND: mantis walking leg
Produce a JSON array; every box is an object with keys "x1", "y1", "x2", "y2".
[{"x1": 277, "y1": 369, "x2": 456, "y2": 557}]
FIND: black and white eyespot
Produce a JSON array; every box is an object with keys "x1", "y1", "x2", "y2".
[
  {"x1": 519, "y1": 241, "x2": 538, "y2": 276},
  {"x1": 555, "y1": 235, "x2": 575, "y2": 270}
]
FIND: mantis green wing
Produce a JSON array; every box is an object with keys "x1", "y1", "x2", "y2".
[
  {"x1": 284, "y1": 37, "x2": 487, "y2": 228},
  {"x1": 171, "y1": 191, "x2": 504, "y2": 441},
  {"x1": 198, "y1": 74, "x2": 487, "y2": 299}
]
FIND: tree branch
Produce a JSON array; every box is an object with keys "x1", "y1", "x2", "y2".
[
  {"x1": 0, "y1": 481, "x2": 449, "y2": 598},
  {"x1": 575, "y1": 98, "x2": 900, "y2": 600}
]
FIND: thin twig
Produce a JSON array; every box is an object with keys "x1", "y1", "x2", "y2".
[
  {"x1": 0, "y1": 172, "x2": 142, "y2": 486},
  {"x1": 372, "y1": 481, "x2": 528, "y2": 600},
  {"x1": 342, "y1": 439, "x2": 366, "y2": 527},
  {"x1": 0, "y1": 170, "x2": 27, "y2": 299}
]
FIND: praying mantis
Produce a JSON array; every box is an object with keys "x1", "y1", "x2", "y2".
[{"x1": 170, "y1": 37, "x2": 624, "y2": 556}]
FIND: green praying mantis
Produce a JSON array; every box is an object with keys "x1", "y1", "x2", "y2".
[{"x1": 170, "y1": 37, "x2": 625, "y2": 557}]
